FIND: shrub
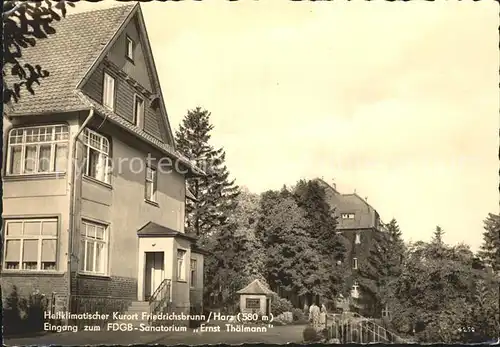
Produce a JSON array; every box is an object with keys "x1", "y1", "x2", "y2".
[
  {"x1": 3, "y1": 286, "x2": 23, "y2": 335},
  {"x1": 2, "y1": 286, "x2": 49, "y2": 336},
  {"x1": 26, "y1": 290, "x2": 49, "y2": 332},
  {"x1": 271, "y1": 294, "x2": 293, "y2": 316},
  {"x1": 292, "y1": 308, "x2": 305, "y2": 321},
  {"x1": 303, "y1": 326, "x2": 320, "y2": 342}
]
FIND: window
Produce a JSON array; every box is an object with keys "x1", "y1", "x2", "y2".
[
  {"x1": 103, "y1": 72, "x2": 115, "y2": 110},
  {"x1": 382, "y1": 305, "x2": 390, "y2": 318},
  {"x1": 3, "y1": 218, "x2": 58, "y2": 271},
  {"x1": 134, "y1": 95, "x2": 145, "y2": 128},
  {"x1": 190, "y1": 258, "x2": 197, "y2": 288},
  {"x1": 355, "y1": 233, "x2": 361, "y2": 244},
  {"x1": 351, "y1": 281, "x2": 360, "y2": 299},
  {"x1": 145, "y1": 166, "x2": 157, "y2": 202},
  {"x1": 79, "y1": 220, "x2": 108, "y2": 275},
  {"x1": 341, "y1": 213, "x2": 355, "y2": 219},
  {"x1": 6, "y1": 125, "x2": 69, "y2": 175},
  {"x1": 83, "y1": 128, "x2": 111, "y2": 184},
  {"x1": 246, "y1": 298, "x2": 260, "y2": 309},
  {"x1": 177, "y1": 249, "x2": 186, "y2": 281},
  {"x1": 126, "y1": 36, "x2": 134, "y2": 61},
  {"x1": 352, "y1": 257, "x2": 358, "y2": 270}
]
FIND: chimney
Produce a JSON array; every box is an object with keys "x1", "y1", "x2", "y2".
[
  {"x1": 365, "y1": 196, "x2": 368, "y2": 201},
  {"x1": 331, "y1": 178, "x2": 336, "y2": 190}
]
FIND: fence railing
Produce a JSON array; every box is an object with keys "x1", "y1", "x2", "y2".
[
  {"x1": 324, "y1": 311, "x2": 406, "y2": 343},
  {"x1": 70, "y1": 295, "x2": 133, "y2": 329},
  {"x1": 148, "y1": 279, "x2": 171, "y2": 325}
]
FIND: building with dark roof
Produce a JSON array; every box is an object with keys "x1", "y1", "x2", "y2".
[
  {"x1": 2, "y1": 3, "x2": 204, "y2": 320},
  {"x1": 316, "y1": 178, "x2": 388, "y2": 316}
]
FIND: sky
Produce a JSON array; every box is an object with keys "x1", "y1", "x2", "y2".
[{"x1": 72, "y1": 0, "x2": 498, "y2": 251}]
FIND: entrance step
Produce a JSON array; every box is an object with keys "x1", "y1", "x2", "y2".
[{"x1": 118, "y1": 301, "x2": 151, "y2": 327}]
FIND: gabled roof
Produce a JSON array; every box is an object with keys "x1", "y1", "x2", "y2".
[
  {"x1": 315, "y1": 178, "x2": 380, "y2": 230},
  {"x1": 5, "y1": 4, "x2": 136, "y2": 116},
  {"x1": 75, "y1": 4, "x2": 176, "y2": 147},
  {"x1": 137, "y1": 221, "x2": 198, "y2": 242},
  {"x1": 236, "y1": 279, "x2": 274, "y2": 296}
]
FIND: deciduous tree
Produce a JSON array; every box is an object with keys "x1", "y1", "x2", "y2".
[{"x1": 257, "y1": 187, "x2": 327, "y2": 301}]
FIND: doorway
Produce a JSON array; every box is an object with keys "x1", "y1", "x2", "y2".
[{"x1": 144, "y1": 252, "x2": 165, "y2": 301}]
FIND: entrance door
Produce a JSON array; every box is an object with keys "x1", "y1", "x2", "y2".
[{"x1": 144, "y1": 252, "x2": 165, "y2": 301}]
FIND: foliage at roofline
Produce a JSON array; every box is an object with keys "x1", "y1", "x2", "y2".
[{"x1": 3, "y1": 0, "x2": 75, "y2": 104}]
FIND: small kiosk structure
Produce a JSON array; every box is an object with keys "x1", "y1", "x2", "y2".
[{"x1": 236, "y1": 279, "x2": 274, "y2": 316}]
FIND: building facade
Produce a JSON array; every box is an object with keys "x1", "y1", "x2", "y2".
[
  {"x1": 2, "y1": 4, "x2": 205, "y2": 315},
  {"x1": 316, "y1": 178, "x2": 387, "y2": 316}
]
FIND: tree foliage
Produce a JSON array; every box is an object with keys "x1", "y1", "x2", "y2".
[
  {"x1": 257, "y1": 187, "x2": 328, "y2": 300},
  {"x1": 293, "y1": 179, "x2": 348, "y2": 301},
  {"x1": 388, "y1": 233, "x2": 499, "y2": 343},
  {"x1": 175, "y1": 107, "x2": 240, "y2": 241},
  {"x1": 175, "y1": 107, "x2": 241, "y2": 309},
  {"x1": 3, "y1": 0, "x2": 75, "y2": 104},
  {"x1": 353, "y1": 219, "x2": 405, "y2": 317},
  {"x1": 204, "y1": 188, "x2": 266, "y2": 307},
  {"x1": 478, "y1": 213, "x2": 500, "y2": 272}
]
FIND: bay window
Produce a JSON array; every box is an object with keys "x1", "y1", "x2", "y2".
[
  {"x1": 6, "y1": 125, "x2": 69, "y2": 175},
  {"x1": 79, "y1": 220, "x2": 108, "y2": 275},
  {"x1": 3, "y1": 218, "x2": 58, "y2": 271},
  {"x1": 83, "y1": 128, "x2": 112, "y2": 184}
]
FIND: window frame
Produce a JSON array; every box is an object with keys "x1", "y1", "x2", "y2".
[
  {"x1": 355, "y1": 233, "x2": 361, "y2": 244},
  {"x1": 341, "y1": 213, "x2": 355, "y2": 219},
  {"x1": 176, "y1": 249, "x2": 187, "y2": 281},
  {"x1": 190, "y1": 258, "x2": 197, "y2": 288},
  {"x1": 351, "y1": 281, "x2": 360, "y2": 298},
  {"x1": 133, "y1": 94, "x2": 145, "y2": 128},
  {"x1": 352, "y1": 257, "x2": 358, "y2": 270},
  {"x1": 145, "y1": 165, "x2": 157, "y2": 203},
  {"x1": 79, "y1": 219, "x2": 109, "y2": 276},
  {"x1": 125, "y1": 35, "x2": 135, "y2": 62},
  {"x1": 6, "y1": 124, "x2": 70, "y2": 176},
  {"x1": 3, "y1": 218, "x2": 59, "y2": 272},
  {"x1": 82, "y1": 128, "x2": 112, "y2": 185},
  {"x1": 102, "y1": 71, "x2": 116, "y2": 111},
  {"x1": 382, "y1": 304, "x2": 390, "y2": 318}
]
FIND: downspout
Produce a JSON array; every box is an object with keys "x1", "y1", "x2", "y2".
[{"x1": 67, "y1": 107, "x2": 95, "y2": 314}]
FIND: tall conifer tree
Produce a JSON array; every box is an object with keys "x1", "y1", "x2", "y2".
[
  {"x1": 175, "y1": 107, "x2": 240, "y2": 241},
  {"x1": 479, "y1": 213, "x2": 500, "y2": 272}
]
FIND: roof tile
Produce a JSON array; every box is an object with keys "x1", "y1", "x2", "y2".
[
  {"x1": 236, "y1": 279, "x2": 274, "y2": 295},
  {"x1": 5, "y1": 4, "x2": 135, "y2": 115}
]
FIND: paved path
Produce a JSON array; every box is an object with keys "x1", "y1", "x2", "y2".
[{"x1": 4, "y1": 325, "x2": 306, "y2": 346}]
